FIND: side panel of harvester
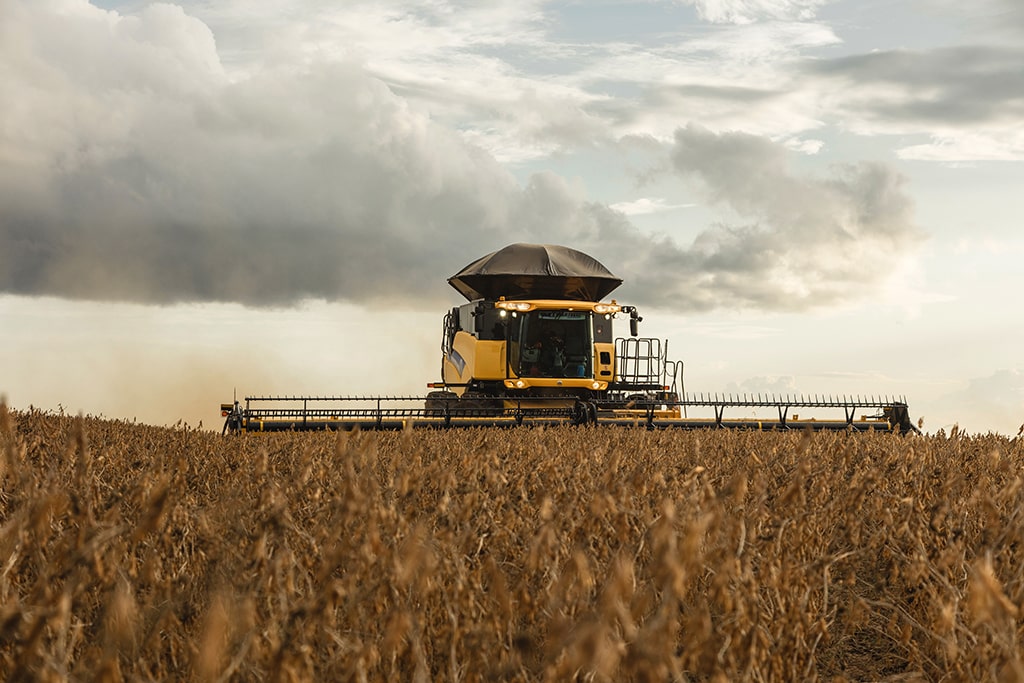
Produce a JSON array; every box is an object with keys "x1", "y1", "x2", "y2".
[
  {"x1": 440, "y1": 304, "x2": 507, "y2": 395},
  {"x1": 442, "y1": 329, "x2": 506, "y2": 394}
]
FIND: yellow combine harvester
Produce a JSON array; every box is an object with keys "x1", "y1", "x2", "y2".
[{"x1": 221, "y1": 244, "x2": 915, "y2": 433}]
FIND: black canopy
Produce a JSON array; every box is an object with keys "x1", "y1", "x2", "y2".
[{"x1": 448, "y1": 243, "x2": 622, "y2": 302}]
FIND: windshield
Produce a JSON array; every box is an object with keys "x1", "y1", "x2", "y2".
[{"x1": 512, "y1": 310, "x2": 592, "y2": 378}]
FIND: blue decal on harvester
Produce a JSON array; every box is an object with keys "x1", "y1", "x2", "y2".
[{"x1": 449, "y1": 348, "x2": 466, "y2": 376}]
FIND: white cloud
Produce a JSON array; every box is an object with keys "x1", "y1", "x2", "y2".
[
  {"x1": 568, "y1": 20, "x2": 839, "y2": 141},
  {"x1": 782, "y1": 136, "x2": 824, "y2": 154},
  {"x1": 51, "y1": 1, "x2": 1024, "y2": 168},
  {"x1": 618, "y1": 124, "x2": 924, "y2": 311},
  {"x1": 609, "y1": 197, "x2": 696, "y2": 215},
  {"x1": 182, "y1": 0, "x2": 580, "y2": 161},
  {"x1": 897, "y1": 130, "x2": 1024, "y2": 162},
  {"x1": 680, "y1": 0, "x2": 828, "y2": 24},
  {"x1": 178, "y1": 0, "x2": 845, "y2": 159}
]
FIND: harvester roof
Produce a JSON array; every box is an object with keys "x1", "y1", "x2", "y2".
[{"x1": 448, "y1": 243, "x2": 622, "y2": 302}]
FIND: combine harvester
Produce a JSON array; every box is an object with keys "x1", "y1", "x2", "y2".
[{"x1": 221, "y1": 244, "x2": 915, "y2": 434}]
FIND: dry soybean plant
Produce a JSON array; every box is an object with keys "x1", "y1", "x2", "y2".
[{"x1": 1, "y1": 401, "x2": 1023, "y2": 681}]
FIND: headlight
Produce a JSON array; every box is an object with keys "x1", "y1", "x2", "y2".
[
  {"x1": 593, "y1": 303, "x2": 621, "y2": 314},
  {"x1": 497, "y1": 301, "x2": 532, "y2": 311},
  {"x1": 516, "y1": 380, "x2": 526, "y2": 388}
]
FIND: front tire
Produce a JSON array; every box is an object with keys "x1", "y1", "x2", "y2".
[{"x1": 425, "y1": 390, "x2": 458, "y2": 416}]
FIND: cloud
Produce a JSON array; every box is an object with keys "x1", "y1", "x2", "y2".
[
  {"x1": 950, "y1": 0, "x2": 1024, "y2": 38},
  {"x1": 0, "y1": 1, "x2": 537, "y2": 306},
  {"x1": 567, "y1": 20, "x2": 839, "y2": 145},
  {"x1": 679, "y1": 0, "x2": 827, "y2": 25},
  {"x1": 601, "y1": 124, "x2": 923, "y2": 311},
  {"x1": 806, "y1": 46, "x2": 1024, "y2": 160},
  {"x1": 183, "y1": 0, "x2": 842, "y2": 157},
  {"x1": 609, "y1": 197, "x2": 696, "y2": 215},
  {"x1": 180, "y1": 0, "x2": 589, "y2": 163},
  {"x1": 810, "y1": 47, "x2": 1024, "y2": 125},
  {"x1": 0, "y1": 1, "x2": 922, "y2": 315},
  {"x1": 0, "y1": 0, "x2": 622, "y2": 307},
  {"x1": 79, "y1": 1, "x2": 1024, "y2": 167},
  {"x1": 998, "y1": 0, "x2": 1024, "y2": 32}
]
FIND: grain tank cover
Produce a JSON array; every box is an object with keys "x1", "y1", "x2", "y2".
[{"x1": 448, "y1": 243, "x2": 622, "y2": 302}]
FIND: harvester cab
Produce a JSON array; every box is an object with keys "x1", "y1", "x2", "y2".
[
  {"x1": 435, "y1": 299, "x2": 629, "y2": 396},
  {"x1": 430, "y1": 296, "x2": 680, "y2": 407},
  {"x1": 220, "y1": 243, "x2": 916, "y2": 434}
]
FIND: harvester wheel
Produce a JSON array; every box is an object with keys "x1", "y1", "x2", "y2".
[
  {"x1": 458, "y1": 391, "x2": 503, "y2": 416},
  {"x1": 571, "y1": 401, "x2": 599, "y2": 425},
  {"x1": 425, "y1": 391, "x2": 458, "y2": 416}
]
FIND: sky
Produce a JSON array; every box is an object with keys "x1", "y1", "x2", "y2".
[{"x1": 2, "y1": 0, "x2": 1022, "y2": 434}]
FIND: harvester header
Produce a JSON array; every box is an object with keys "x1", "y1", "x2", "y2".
[{"x1": 221, "y1": 244, "x2": 916, "y2": 434}]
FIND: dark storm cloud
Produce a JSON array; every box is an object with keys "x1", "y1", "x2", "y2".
[
  {"x1": 0, "y1": 1, "x2": 922, "y2": 313},
  {"x1": 0, "y1": 2, "x2": 531, "y2": 306},
  {"x1": 806, "y1": 46, "x2": 1024, "y2": 126}
]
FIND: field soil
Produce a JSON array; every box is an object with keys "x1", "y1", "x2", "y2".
[{"x1": 2, "y1": 405, "x2": 1023, "y2": 681}]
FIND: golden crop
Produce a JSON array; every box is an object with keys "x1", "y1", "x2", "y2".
[{"x1": 1, "y1": 402, "x2": 1023, "y2": 681}]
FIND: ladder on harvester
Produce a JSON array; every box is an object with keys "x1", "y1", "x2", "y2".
[{"x1": 614, "y1": 337, "x2": 686, "y2": 412}]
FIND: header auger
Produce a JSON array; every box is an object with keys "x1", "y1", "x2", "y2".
[{"x1": 221, "y1": 243, "x2": 917, "y2": 434}]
